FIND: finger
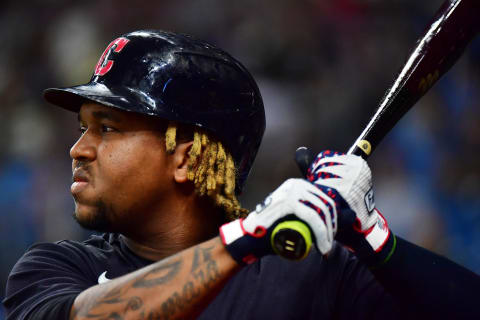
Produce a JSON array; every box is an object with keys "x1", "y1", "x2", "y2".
[
  {"x1": 313, "y1": 178, "x2": 344, "y2": 192},
  {"x1": 303, "y1": 184, "x2": 338, "y2": 227},
  {"x1": 313, "y1": 154, "x2": 363, "y2": 175},
  {"x1": 303, "y1": 191, "x2": 335, "y2": 226},
  {"x1": 294, "y1": 180, "x2": 337, "y2": 243},
  {"x1": 298, "y1": 197, "x2": 335, "y2": 245},
  {"x1": 297, "y1": 202, "x2": 332, "y2": 254},
  {"x1": 304, "y1": 183, "x2": 337, "y2": 209}
]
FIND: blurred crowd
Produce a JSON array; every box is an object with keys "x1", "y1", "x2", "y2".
[{"x1": 1, "y1": 0, "x2": 479, "y2": 317}]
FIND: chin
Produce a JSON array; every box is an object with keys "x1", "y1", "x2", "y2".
[{"x1": 73, "y1": 201, "x2": 112, "y2": 232}]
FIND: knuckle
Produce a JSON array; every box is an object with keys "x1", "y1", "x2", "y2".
[{"x1": 283, "y1": 178, "x2": 297, "y2": 188}]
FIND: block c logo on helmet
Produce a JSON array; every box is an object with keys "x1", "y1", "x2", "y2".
[{"x1": 94, "y1": 37, "x2": 130, "y2": 76}]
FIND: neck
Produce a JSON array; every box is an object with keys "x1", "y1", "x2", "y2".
[{"x1": 121, "y1": 196, "x2": 225, "y2": 261}]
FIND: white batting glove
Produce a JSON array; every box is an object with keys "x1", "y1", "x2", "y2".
[
  {"x1": 220, "y1": 178, "x2": 337, "y2": 265},
  {"x1": 307, "y1": 151, "x2": 392, "y2": 260}
]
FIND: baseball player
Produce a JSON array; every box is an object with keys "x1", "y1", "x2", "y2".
[{"x1": 3, "y1": 30, "x2": 479, "y2": 320}]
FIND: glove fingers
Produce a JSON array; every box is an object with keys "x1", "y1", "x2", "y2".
[
  {"x1": 303, "y1": 183, "x2": 335, "y2": 209},
  {"x1": 299, "y1": 197, "x2": 332, "y2": 233},
  {"x1": 312, "y1": 157, "x2": 360, "y2": 178},
  {"x1": 297, "y1": 204, "x2": 332, "y2": 254},
  {"x1": 303, "y1": 190, "x2": 336, "y2": 229},
  {"x1": 298, "y1": 194, "x2": 335, "y2": 253}
]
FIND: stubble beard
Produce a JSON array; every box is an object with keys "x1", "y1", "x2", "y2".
[{"x1": 72, "y1": 200, "x2": 112, "y2": 232}]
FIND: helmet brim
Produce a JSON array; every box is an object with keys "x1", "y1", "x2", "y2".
[{"x1": 43, "y1": 82, "x2": 137, "y2": 114}]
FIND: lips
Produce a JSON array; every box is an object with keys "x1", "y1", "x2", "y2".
[{"x1": 71, "y1": 169, "x2": 90, "y2": 194}]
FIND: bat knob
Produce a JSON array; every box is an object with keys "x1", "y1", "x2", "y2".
[
  {"x1": 271, "y1": 220, "x2": 312, "y2": 260},
  {"x1": 295, "y1": 147, "x2": 314, "y2": 177}
]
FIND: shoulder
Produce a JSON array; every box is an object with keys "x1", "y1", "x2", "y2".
[
  {"x1": 7, "y1": 233, "x2": 145, "y2": 290},
  {"x1": 14, "y1": 233, "x2": 114, "y2": 270},
  {"x1": 2, "y1": 235, "x2": 108, "y2": 320},
  {"x1": 33, "y1": 233, "x2": 121, "y2": 257},
  {"x1": 3, "y1": 234, "x2": 151, "y2": 320},
  {"x1": 6, "y1": 234, "x2": 115, "y2": 289}
]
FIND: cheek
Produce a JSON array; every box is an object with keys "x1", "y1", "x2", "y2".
[{"x1": 96, "y1": 137, "x2": 170, "y2": 198}]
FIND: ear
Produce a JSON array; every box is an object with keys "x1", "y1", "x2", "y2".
[{"x1": 171, "y1": 141, "x2": 194, "y2": 183}]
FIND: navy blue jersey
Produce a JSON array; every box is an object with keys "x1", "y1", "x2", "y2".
[{"x1": 3, "y1": 233, "x2": 402, "y2": 319}]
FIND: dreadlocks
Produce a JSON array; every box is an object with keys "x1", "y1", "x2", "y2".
[{"x1": 165, "y1": 122, "x2": 248, "y2": 221}]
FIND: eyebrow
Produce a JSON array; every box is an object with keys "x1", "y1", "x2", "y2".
[{"x1": 78, "y1": 110, "x2": 121, "y2": 123}]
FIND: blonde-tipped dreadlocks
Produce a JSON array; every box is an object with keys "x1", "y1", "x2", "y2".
[{"x1": 165, "y1": 122, "x2": 248, "y2": 221}]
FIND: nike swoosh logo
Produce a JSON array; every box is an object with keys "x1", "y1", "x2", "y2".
[{"x1": 98, "y1": 271, "x2": 112, "y2": 284}]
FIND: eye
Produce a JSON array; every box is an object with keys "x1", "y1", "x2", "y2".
[
  {"x1": 102, "y1": 124, "x2": 117, "y2": 133},
  {"x1": 78, "y1": 126, "x2": 87, "y2": 135}
]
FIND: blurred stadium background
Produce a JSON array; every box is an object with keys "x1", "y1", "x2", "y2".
[{"x1": 1, "y1": 0, "x2": 480, "y2": 316}]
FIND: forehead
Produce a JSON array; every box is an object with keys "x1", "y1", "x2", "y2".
[
  {"x1": 79, "y1": 102, "x2": 129, "y2": 120},
  {"x1": 78, "y1": 102, "x2": 168, "y2": 130}
]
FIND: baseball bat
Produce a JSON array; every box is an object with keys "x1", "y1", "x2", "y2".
[{"x1": 271, "y1": 0, "x2": 479, "y2": 260}]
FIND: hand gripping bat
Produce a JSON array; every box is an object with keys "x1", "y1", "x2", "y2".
[{"x1": 271, "y1": 0, "x2": 480, "y2": 260}]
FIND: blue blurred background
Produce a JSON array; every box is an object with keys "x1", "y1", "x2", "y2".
[{"x1": 1, "y1": 0, "x2": 480, "y2": 317}]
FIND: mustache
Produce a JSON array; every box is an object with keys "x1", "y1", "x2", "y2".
[
  {"x1": 73, "y1": 161, "x2": 91, "y2": 171},
  {"x1": 72, "y1": 161, "x2": 92, "y2": 183}
]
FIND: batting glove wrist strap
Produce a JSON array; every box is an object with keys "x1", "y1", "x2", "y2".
[
  {"x1": 337, "y1": 209, "x2": 393, "y2": 262},
  {"x1": 363, "y1": 231, "x2": 397, "y2": 269},
  {"x1": 362, "y1": 209, "x2": 390, "y2": 251},
  {"x1": 219, "y1": 218, "x2": 272, "y2": 265}
]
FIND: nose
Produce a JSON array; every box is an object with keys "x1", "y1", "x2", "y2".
[{"x1": 70, "y1": 131, "x2": 97, "y2": 162}]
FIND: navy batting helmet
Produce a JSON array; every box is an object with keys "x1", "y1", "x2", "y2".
[{"x1": 44, "y1": 30, "x2": 265, "y2": 193}]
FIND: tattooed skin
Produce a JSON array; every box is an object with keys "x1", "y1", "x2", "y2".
[
  {"x1": 192, "y1": 246, "x2": 221, "y2": 290},
  {"x1": 71, "y1": 238, "x2": 231, "y2": 320},
  {"x1": 133, "y1": 260, "x2": 183, "y2": 288},
  {"x1": 154, "y1": 246, "x2": 221, "y2": 320}
]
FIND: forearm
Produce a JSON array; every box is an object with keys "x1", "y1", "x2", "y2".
[
  {"x1": 70, "y1": 237, "x2": 240, "y2": 320},
  {"x1": 371, "y1": 236, "x2": 480, "y2": 318}
]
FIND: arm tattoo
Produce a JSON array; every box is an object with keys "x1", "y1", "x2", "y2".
[
  {"x1": 133, "y1": 260, "x2": 182, "y2": 288},
  {"x1": 73, "y1": 288, "x2": 143, "y2": 320},
  {"x1": 74, "y1": 259, "x2": 181, "y2": 319},
  {"x1": 153, "y1": 245, "x2": 222, "y2": 319},
  {"x1": 192, "y1": 246, "x2": 220, "y2": 290},
  {"x1": 74, "y1": 241, "x2": 225, "y2": 320}
]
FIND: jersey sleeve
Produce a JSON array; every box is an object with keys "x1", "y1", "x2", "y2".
[
  {"x1": 371, "y1": 236, "x2": 480, "y2": 318},
  {"x1": 2, "y1": 241, "x2": 97, "y2": 320},
  {"x1": 326, "y1": 243, "x2": 403, "y2": 320}
]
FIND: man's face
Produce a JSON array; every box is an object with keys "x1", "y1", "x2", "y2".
[{"x1": 70, "y1": 102, "x2": 171, "y2": 232}]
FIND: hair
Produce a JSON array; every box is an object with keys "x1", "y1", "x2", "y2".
[{"x1": 165, "y1": 122, "x2": 248, "y2": 221}]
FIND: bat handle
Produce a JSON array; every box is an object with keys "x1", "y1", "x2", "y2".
[{"x1": 270, "y1": 147, "x2": 315, "y2": 260}]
